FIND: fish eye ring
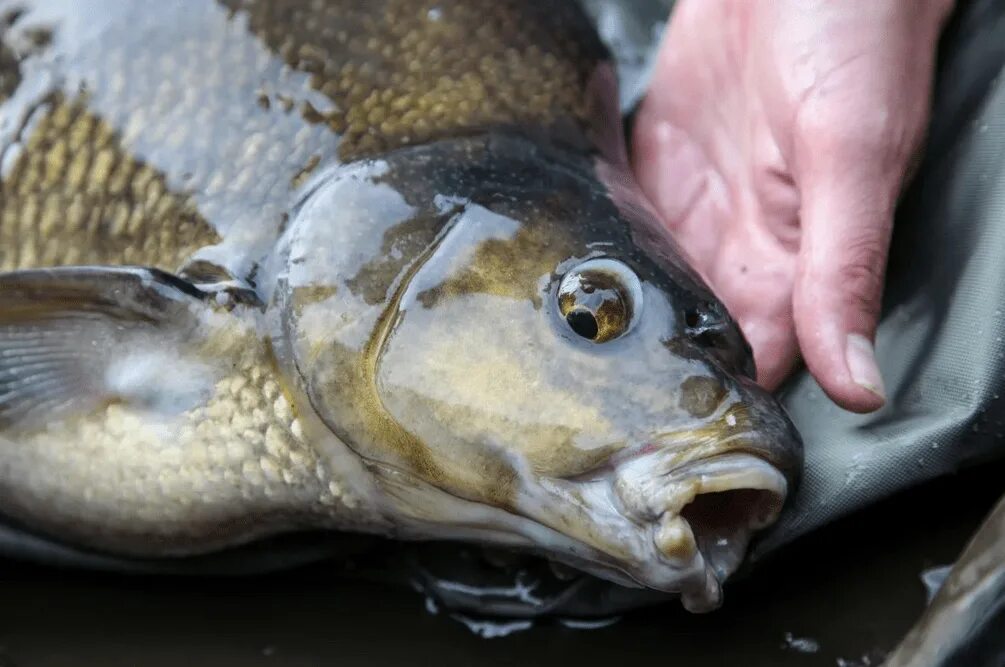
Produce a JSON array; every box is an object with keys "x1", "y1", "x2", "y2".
[{"x1": 557, "y1": 259, "x2": 643, "y2": 343}]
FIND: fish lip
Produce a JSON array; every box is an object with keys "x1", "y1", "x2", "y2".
[{"x1": 602, "y1": 448, "x2": 788, "y2": 611}]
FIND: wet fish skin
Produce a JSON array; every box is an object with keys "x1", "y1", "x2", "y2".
[
  {"x1": 885, "y1": 494, "x2": 1005, "y2": 667},
  {"x1": 0, "y1": 0, "x2": 802, "y2": 610}
]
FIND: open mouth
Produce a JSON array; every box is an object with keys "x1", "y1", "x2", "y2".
[
  {"x1": 612, "y1": 450, "x2": 788, "y2": 611},
  {"x1": 671, "y1": 456, "x2": 786, "y2": 610}
]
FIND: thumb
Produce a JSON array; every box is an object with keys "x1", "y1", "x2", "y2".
[{"x1": 791, "y1": 129, "x2": 906, "y2": 413}]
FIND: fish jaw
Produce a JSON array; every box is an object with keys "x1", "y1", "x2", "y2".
[
  {"x1": 607, "y1": 451, "x2": 788, "y2": 610},
  {"x1": 517, "y1": 448, "x2": 788, "y2": 612},
  {"x1": 363, "y1": 431, "x2": 791, "y2": 612}
]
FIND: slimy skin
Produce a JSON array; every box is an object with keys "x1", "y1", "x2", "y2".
[{"x1": 0, "y1": 0, "x2": 802, "y2": 611}]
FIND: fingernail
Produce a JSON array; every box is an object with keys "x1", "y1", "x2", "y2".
[{"x1": 846, "y1": 333, "x2": 886, "y2": 401}]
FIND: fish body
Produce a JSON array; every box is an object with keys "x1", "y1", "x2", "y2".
[{"x1": 0, "y1": 0, "x2": 802, "y2": 611}]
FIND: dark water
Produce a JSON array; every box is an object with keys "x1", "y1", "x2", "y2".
[{"x1": 0, "y1": 463, "x2": 999, "y2": 667}]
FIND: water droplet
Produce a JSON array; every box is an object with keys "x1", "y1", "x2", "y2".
[
  {"x1": 427, "y1": 6, "x2": 443, "y2": 21},
  {"x1": 978, "y1": 123, "x2": 990, "y2": 133},
  {"x1": 452, "y1": 615, "x2": 533, "y2": 638},
  {"x1": 781, "y1": 632, "x2": 820, "y2": 654}
]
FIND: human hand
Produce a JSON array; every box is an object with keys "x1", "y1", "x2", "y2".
[{"x1": 632, "y1": 0, "x2": 953, "y2": 412}]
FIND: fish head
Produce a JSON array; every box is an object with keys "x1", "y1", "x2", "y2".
[{"x1": 274, "y1": 136, "x2": 802, "y2": 611}]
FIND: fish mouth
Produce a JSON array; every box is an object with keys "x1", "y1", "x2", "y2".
[
  {"x1": 641, "y1": 453, "x2": 787, "y2": 611},
  {"x1": 543, "y1": 443, "x2": 790, "y2": 612}
]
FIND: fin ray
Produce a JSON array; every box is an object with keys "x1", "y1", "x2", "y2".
[{"x1": 0, "y1": 266, "x2": 217, "y2": 431}]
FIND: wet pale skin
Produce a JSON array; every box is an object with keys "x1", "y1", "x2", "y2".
[{"x1": 0, "y1": 0, "x2": 801, "y2": 611}]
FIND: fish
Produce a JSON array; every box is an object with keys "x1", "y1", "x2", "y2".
[
  {"x1": 884, "y1": 493, "x2": 1005, "y2": 667},
  {"x1": 0, "y1": 0, "x2": 802, "y2": 613}
]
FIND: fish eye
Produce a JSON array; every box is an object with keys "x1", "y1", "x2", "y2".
[{"x1": 558, "y1": 259, "x2": 643, "y2": 343}]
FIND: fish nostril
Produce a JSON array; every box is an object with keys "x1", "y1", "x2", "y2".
[
  {"x1": 683, "y1": 304, "x2": 730, "y2": 349},
  {"x1": 681, "y1": 303, "x2": 756, "y2": 378}
]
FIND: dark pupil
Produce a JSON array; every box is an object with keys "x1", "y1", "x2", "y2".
[{"x1": 566, "y1": 308, "x2": 599, "y2": 340}]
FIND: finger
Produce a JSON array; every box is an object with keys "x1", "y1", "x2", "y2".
[
  {"x1": 632, "y1": 116, "x2": 725, "y2": 270},
  {"x1": 703, "y1": 222, "x2": 800, "y2": 390},
  {"x1": 783, "y1": 0, "x2": 946, "y2": 413},
  {"x1": 746, "y1": 315, "x2": 800, "y2": 392},
  {"x1": 791, "y1": 129, "x2": 903, "y2": 413}
]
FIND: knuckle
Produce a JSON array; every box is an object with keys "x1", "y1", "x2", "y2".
[
  {"x1": 798, "y1": 230, "x2": 889, "y2": 325},
  {"x1": 834, "y1": 235, "x2": 888, "y2": 320},
  {"x1": 796, "y1": 98, "x2": 917, "y2": 169}
]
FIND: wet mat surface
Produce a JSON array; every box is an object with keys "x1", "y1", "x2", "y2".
[{"x1": 0, "y1": 462, "x2": 1000, "y2": 667}]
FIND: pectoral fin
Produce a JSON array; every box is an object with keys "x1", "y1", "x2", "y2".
[{"x1": 0, "y1": 266, "x2": 231, "y2": 431}]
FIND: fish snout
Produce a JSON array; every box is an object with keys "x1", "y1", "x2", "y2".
[{"x1": 609, "y1": 384, "x2": 801, "y2": 610}]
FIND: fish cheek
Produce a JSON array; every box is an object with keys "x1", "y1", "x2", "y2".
[
  {"x1": 285, "y1": 289, "x2": 523, "y2": 509},
  {"x1": 376, "y1": 290, "x2": 626, "y2": 485}
]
